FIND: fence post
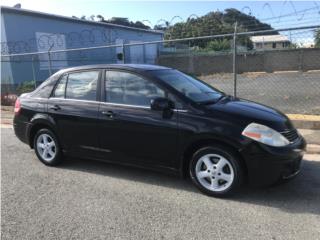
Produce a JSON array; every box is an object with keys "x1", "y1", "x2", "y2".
[
  {"x1": 299, "y1": 49, "x2": 304, "y2": 72},
  {"x1": 122, "y1": 43, "x2": 126, "y2": 64},
  {"x1": 233, "y1": 22, "x2": 238, "y2": 98},
  {"x1": 47, "y1": 43, "x2": 54, "y2": 76},
  {"x1": 143, "y1": 43, "x2": 146, "y2": 64},
  {"x1": 31, "y1": 55, "x2": 37, "y2": 89}
]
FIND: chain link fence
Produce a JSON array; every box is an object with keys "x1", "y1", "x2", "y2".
[
  {"x1": 1, "y1": 25, "x2": 320, "y2": 115},
  {"x1": 157, "y1": 25, "x2": 320, "y2": 115}
]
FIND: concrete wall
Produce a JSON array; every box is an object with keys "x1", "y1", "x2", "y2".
[{"x1": 157, "y1": 48, "x2": 320, "y2": 75}]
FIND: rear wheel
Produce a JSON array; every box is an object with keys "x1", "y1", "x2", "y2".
[
  {"x1": 33, "y1": 128, "x2": 62, "y2": 166},
  {"x1": 189, "y1": 145, "x2": 243, "y2": 197}
]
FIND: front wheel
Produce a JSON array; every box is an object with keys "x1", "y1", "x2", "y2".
[
  {"x1": 34, "y1": 128, "x2": 62, "y2": 166},
  {"x1": 189, "y1": 146, "x2": 243, "y2": 197}
]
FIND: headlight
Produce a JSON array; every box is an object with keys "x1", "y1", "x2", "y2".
[{"x1": 242, "y1": 123, "x2": 290, "y2": 147}]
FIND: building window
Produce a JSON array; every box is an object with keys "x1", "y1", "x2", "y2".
[{"x1": 272, "y1": 43, "x2": 277, "y2": 48}]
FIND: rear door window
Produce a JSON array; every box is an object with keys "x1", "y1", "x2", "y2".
[{"x1": 65, "y1": 71, "x2": 99, "y2": 101}]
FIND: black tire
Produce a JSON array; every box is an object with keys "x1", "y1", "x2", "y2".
[
  {"x1": 33, "y1": 128, "x2": 62, "y2": 166},
  {"x1": 189, "y1": 145, "x2": 243, "y2": 197}
]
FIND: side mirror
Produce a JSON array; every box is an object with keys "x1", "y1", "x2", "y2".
[{"x1": 150, "y1": 97, "x2": 175, "y2": 111}]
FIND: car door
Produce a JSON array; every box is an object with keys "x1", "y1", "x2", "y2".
[
  {"x1": 97, "y1": 69, "x2": 179, "y2": 168},
  {"x1": 47, "y1": 70, "x2": 101, "y2": 156}
]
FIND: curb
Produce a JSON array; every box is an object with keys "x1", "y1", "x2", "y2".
[
  {"x1": 287, "y1": 114, "x2": 320, "y2": 130},
  {"x1": 0, "y1": 123, "x2": 13, "y2": 129},
  {"x1": 306, "y1": 144, "x2": 320, "y2": 154}
]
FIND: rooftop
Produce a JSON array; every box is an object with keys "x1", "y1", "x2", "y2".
[
  {"x1": 250, "y1": 34, "x2": 289, "y2": 43},
  {"x1": 0, "y1": 6, "x2": 163, "y2": 35}
]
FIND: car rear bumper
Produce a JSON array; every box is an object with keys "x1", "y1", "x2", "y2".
[
  {"x1": 13, "y1": 117, "x2": 29, "y2": 145},
  {"x1": 240, "y1": 136, "x2": 306, "y2": 186}
]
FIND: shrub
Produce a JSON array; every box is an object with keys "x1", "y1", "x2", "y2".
[
  {"x1": 16, "y1": 81, "x2": 36, "y2": 95},
  {"x1": 206, "y1": 39, "x2": 231, "y2": 52}
]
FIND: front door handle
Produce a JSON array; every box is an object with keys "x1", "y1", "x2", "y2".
[
  {"x1": 50, "y1": 105, "x2": 61, "y2": 111},
  {"x1": 101, "y1": 110, "x2": 115, "y2": 119}
]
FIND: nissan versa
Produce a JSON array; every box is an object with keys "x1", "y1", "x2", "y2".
[{"x1": 13, "y1": 64, "x2": 306, "y2": 197}]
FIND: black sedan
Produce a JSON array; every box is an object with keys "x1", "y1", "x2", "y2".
[{"x1": 13, "y1": 64, "x2": 306, "y2": 197}]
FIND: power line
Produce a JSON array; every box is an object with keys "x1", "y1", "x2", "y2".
[
  {"x1": 238, "y1": 16, "x2": 320, "y2": 30},
  {"x1": 220, "y1": 7, "x2": 320, "y2": 27}
]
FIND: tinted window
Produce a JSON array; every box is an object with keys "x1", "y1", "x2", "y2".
[
  {"x1": 53, "y1": 75, "x2": 67, "y2": 98},
  {"x1": 66, "y1": 71, "x2": 99, "y2": 101},
  {"x1": 152, "y1": 69, "x2": 224, "y2": 103},
  {"x1": 105, "y1": 71, "x2": 165, "y2": 106}
]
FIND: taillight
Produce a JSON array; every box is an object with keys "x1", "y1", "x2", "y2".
[{"x1": 14, "y1": 98, "x2": 21, "y2": 114}]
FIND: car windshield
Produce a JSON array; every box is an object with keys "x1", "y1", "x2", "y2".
[{"x1": 152, "y1": 69, "x2": 224, "y2": 103}]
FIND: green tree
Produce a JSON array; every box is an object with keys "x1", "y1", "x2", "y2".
[
  {"x1": 73, "y1": 15, "x2": 150, "y2": 30},
  {"x1": 163, "y1": 8, "x2": 277, "y2": 50},
  {"x1": 103, "y1": 17, "x2": 150, "y2": 30},
  {"x1": 222, "y1": 9, "x2": 277, "y2": 35},
  {"x1": 16, "y1": 81, "x2": 36, "y2": 94},
  {"x1": 154, "y1": 21, "x2": 170, "y2": 31},
  {"x1": 206, "y1": 39, "x2": 231, "y2": 52}
]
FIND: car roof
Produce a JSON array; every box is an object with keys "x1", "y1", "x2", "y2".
[{"x1": 56, "y1": 64, "x2": 171, "y2": 75}]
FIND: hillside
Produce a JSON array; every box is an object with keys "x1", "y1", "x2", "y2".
[{"x1": 159, "y1": 8, "x2": 277, "y2": 39}]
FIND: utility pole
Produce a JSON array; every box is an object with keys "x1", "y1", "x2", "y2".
[
  {"x1": 31, "y1": 55, "x2": 37, "y2": 89},
  {"x1": 122, "y1": 43, "x2": 126, "y2": 64},
  {"x1": 233, "y1": 22, "x2": 238, "y2": 98}
]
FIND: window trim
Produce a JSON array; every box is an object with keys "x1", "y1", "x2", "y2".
[
  {"x1": 100, "y1": 101, "x2": 188, "y2": 112},
  {"x1": 103, "y1": 69, "x2": 167, "y2": 107},
  {"x1": 47, "y1": 68, "x2": 188, "y2": 112},
  {"x1": 47, "y1": 97, "x2": 188, "y2": 113}
]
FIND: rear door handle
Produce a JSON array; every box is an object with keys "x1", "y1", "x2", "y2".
[
  {"x1": 101, "y1": 110, "x2": 115, "y2": 119},
  {"x1": 50, "y1": 105, "x2": 61, "y2": 111}
]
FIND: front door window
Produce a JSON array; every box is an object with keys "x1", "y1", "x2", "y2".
[{"x1": 105, "y1": 71, "x2": 165, "y2": 106}]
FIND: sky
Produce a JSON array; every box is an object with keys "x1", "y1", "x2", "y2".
[{"x1": 1, "y1": 0, "x2": 320, "y2": 29}]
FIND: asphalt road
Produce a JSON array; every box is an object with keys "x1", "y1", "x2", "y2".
[
  {"x1": 1, "y1": 128, "x2": 320, "y2": 240},
  {"x1": 201, "y1": 71, "x2": 320, "y2": 115}
]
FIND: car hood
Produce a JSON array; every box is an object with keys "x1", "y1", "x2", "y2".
[{"x1": 206, "y1": 97, "x2": 294, "y2": 131}]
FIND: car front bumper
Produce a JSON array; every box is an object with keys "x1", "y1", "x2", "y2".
[{"x1": 240, "y1": 136, "x2": 306, "y2": 186}]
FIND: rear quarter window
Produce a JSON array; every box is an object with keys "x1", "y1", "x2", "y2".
[
  {"x1": 31, "y1": 80, "x2": 56, "y2": 98},
  {"x1": 52, "y1": 75, "x2": 67, "y2": 98}
]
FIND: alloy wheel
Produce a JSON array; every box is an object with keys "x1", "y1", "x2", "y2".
[
  {"x1": 195, "y1": 153, "x2": 234, "y2": 192},
  {"x1": 36, "y1": 133, "x2": 56, "y2": 162}
]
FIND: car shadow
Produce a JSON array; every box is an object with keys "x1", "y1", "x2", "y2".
[
  {"x1": 59, "y1": 156, "x2": 198, "y2": 193},
  {"x1": 58, "y1": 156, "x2": 320, "y2": 215},
  {"x1": 233, "y1": 159, "x2": 320, "y2": 215}
]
